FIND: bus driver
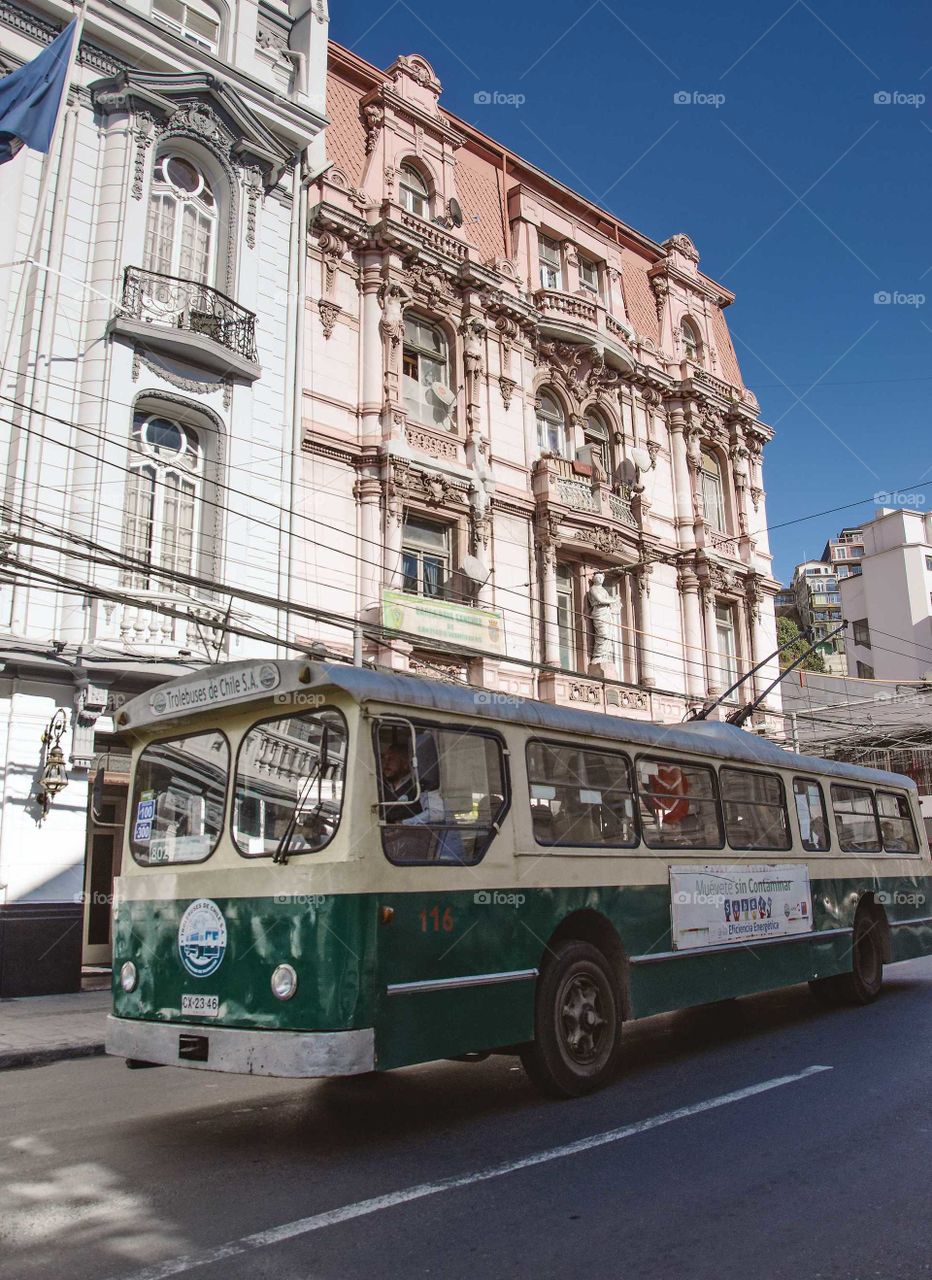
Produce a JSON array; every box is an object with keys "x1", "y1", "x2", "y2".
[{"x1": 378, "y1": 731, "x2": 464, "y2": 862}]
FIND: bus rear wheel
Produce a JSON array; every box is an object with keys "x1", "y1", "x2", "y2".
[
  {"x1": 810, "y1": 909, "x2": 884, "y2": 1007},
  {"x1": 520, "y1": 940, "x2": 622, "y2": 1098}
]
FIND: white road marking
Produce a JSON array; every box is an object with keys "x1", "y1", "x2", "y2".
[{"x1": 113, "y1": 1064, "x2": 831, "y2": 1280}]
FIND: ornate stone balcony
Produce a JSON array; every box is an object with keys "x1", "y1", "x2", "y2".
[
  {"x1": 701, "y1": 522, "x2": 742, "y2": 562},
  {"x1": 533, "y1": 289, "x2": 636, "y2": 369},
  {"x1": 91, "y1": 589, "x2": 236, "y2": 658},
  {"x1": 533, "y1": 455, "x2": 637, "y2": 527},
  {"x1": 110, "y1": 267, "x2": 261, "y2": 381}
]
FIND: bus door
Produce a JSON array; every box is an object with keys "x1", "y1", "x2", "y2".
[{"x1": 371, "y1": 718, "x2": 528, "y2": 1069}]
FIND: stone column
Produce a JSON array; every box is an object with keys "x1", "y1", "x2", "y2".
[
  {"x1": 668, "y1": 404, "x2": 696, "y2": 550},
  {"x1": 354, "y1": 466, "x2": 383, "y2": 613},
  {"x1": 677, "y1": 565, "x2": 706, "y2": 699},
  {"x1": 633, "y1": 564, "x2": 655, "y2": 687},
  {"x1": 360, "y1": 256, "x2": 384, "y2": 443},
  {"x1": 701, "y1": 575, "x2": 722, "y2": 696},
  {"x1": 536, "y1": 519, "x2": 561, "y2": 667}
]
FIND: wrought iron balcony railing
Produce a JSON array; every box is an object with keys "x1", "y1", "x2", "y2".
[{"x1": 120, "y1": 266, "x2": 258, "y2": 364}]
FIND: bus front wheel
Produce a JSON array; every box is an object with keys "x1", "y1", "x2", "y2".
[{"x1": 520, "y1": 940, "x2": 623, "y2": 1098}]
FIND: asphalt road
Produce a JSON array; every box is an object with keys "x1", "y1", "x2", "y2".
[{"x1": 2, "y1": 957, "x2": 932, "y2": 1280}]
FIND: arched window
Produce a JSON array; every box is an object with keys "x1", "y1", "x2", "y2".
[
  {"x1": 402, "y1": 314, "x2": 454, "y2": 429},
  {"x1": 537, "y1": 390, "x2": 566, "y2": 457},
  {"x1": 152, "y1": 0, "x2": 221, "y2": 52},
  {"x1": 583, "y1": 409, "x2": 613, "y2": 478},
  {"x1": 399, "y1": 164, "x2": 430, "y2": 218},
  {"x1": 145, "y1": 153, "x2": 218, "y2": 286},
  {"x1": 122, "y1": 412, "x2": 204, "y2": 589},
  {"x1": 681, "y1": 316, "x2": 702, "y2": 365},
  {"x1": 700, "y1": 448, "x2": 726, "y2": 531}
]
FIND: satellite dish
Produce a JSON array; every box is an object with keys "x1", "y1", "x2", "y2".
[
  {"x1": 448, "y1": 197, "x2": 464, "y2": 228},
  {"x1": 461, "y1": 554, "x2": 490, "y2": 585},
  {"x1": 431, "y1": 382, "x2": 457, "y2": 406},
  {"x1": 631, "y1": 447, "x2": 652, "y2": 473}
]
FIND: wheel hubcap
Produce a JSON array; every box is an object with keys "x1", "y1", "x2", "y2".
[{"x1": 559, "y1": 973, "x2": 608, "y2": 1065}]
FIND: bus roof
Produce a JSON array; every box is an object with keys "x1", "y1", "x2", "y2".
[{"x1": 119, "y1": 658, "x2": 916, "y2": 791}]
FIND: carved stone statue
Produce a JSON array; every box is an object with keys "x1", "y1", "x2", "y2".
[{"x1": 586, "y1": 572, "x2": 616, "y2": 673}]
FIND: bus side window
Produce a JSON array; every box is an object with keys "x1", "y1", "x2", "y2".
[
  {"x1": 876, "y1": 791, "x2": 919, "y2": 853},
  {"x1": 830, "y1": 784, "x2": 882, "y2": 853},
  {"x1": 636, "y1": 758, "x2": 723, "y2": 849},
  {"x1": 376, "y1": 721, "x2": 508, "y2": 866},
  {"x1": 526, "y1": 740, "x2": 638, "y2": 849},
  {"x1": 793, "y1": 778, "x2": 831, "y2": 852},
  {"x1": 721, "y1": 768, "x2": 791, "y2": 851}
]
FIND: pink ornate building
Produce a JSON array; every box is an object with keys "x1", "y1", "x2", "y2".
[{"x1": 295, "y1": 44, "x2": 779, "y2": 723}]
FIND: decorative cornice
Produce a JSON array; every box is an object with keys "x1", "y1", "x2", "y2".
[
  {"x1": 91, "y1": 70, "x2": 293, "y2": 182},
  {"x1": 0, "y1": 1, "x2": 125, "y2": 76}
]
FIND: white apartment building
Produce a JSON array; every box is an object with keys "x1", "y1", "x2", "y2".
[
  {"x1": 842, "y1": 507, "x2": 932, "y2": 681},
  {"x1": 0, "y1": 0, "x2": 328, "y2": 989}
]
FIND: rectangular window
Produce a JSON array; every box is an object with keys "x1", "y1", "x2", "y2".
[
  {"x1": 793, "y1": 778, "x2": 831, "y2": 851},
  {"x1": 701, "y1": 466, "x2": 726, "y2": 532},
  {"x1": 375, "y1": 721, "x2": 508, "y2": 865},
  {"x1": 130, "y1": 730, "x2": 229, "y2": 865},
  {"x1": 926, "y1": 555, "x2": 932, "y2": 572},
  {"x1": 720, "y1": 768, "x2": 791, "y2": 851},
  {"x1": 715, "y1": 603, "x2": 739, "y2": 692},
  {"x1": 856, "y1": 661, "x2": 875, "y2": 679},
  {"x1": 122, "y1": 465, "x2": 156, "y2": 589},
  {"x1": 402, "y1": 516, "x2": 450, "y2": 599},
  {"x1": 527, "y1": 741, "x2": 637, "y2": 848},
  {"x1": 852, "y1": 619, "x2": 871, "y2": 648},
  {"x1": 578, "y1": 256, "x2": 600, "y2": 296},
  {"x1": 539, "y1": 235, "x2": 562, "y2": 290},
  {"x1": 636, "y1": 758, "x2": 723, "y2": 849},
  {"x1": 876, "y1": 791, "x2": 919, "y2": 853},
  {"x1": 831, "y1": 784, "x2": 881, "y2": 853},
  {"x1": 556, "y1": 564, "x2": 576, "y2": 670}
]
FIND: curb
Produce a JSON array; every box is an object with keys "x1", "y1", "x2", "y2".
[{"x1": 0, "y1": 1042, "x2": 107, "y2": 1071}]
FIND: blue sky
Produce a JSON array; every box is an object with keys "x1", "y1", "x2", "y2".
[{"x1": 333, "y1": 0, "x2": 931, "y2": 584}]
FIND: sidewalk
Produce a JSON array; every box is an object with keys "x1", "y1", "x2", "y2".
[{"x1": 0, "y1": 987, "x2": 110, "y2": 1070}]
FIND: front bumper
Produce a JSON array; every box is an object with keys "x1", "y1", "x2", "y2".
[{"x1": 106, "y1": 1016, "x2": 375, "y2": 1077}]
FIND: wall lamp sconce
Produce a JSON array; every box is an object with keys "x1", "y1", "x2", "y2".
[{"x1": 38, "y1": 708, "x2": 69, "y2": 818}]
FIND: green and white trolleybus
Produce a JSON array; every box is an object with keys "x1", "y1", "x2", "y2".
[{"x1": 107, "y1": 659, "x2": 932, "y2": 1097}]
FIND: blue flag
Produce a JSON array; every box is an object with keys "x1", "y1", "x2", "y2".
[{"x1": 0, "y1": 19, "x2": 77, "y2": 164}]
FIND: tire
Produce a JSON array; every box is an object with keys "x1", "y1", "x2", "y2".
[
  {"x1": 520, "y1": 940, "x2": 623, "y2": 1098},
  {"x1": 810, "y1": 910, "x2": 884, "y2": 1008}
]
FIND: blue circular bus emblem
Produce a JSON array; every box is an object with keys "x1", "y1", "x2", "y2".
[{"x1": 178, "y1": 899, "x2": 227, "y2": 978}]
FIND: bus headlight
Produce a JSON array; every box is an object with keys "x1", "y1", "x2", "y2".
[
  {"x1": 120, "y1": 961, "x2": 138, "y2": 993},
  {"x1": 271, "y1": 964, "x2": 298, "y2": 1001}
]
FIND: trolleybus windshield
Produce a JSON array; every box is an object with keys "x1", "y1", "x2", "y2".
[{"x1": 130, "y1": 730, "x2": 229, "y2": 866}]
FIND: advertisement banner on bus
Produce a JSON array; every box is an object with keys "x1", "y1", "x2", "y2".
[{"x1": 670, "y1": 864, "x2": 813, "y2": 951}]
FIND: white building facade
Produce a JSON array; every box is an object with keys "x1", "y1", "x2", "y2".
[
  {"x1": 295, "y1": 47, "x2": 782, "y2": 722},
  {"x1": 0, "y1": 0, "x2": 328, "y2": 987},
  {"x1": 842, "y1": 507, "x2": 932, "y2": 682}
]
